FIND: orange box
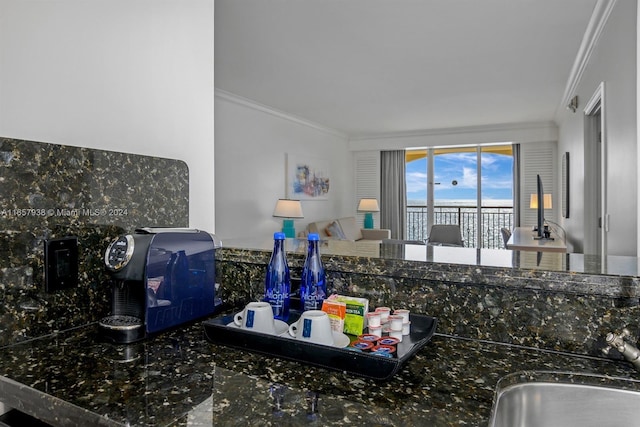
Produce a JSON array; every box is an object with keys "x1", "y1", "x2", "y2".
[{"x1": 322, "y1": 299, "x2": 346, "y2": 333}]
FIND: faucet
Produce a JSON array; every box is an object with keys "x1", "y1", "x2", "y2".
[{"x1": 603, "y1": 328, "x2": 640, "y2": 370}]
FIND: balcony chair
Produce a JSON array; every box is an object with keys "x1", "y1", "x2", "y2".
[
  {"x1": 426, "y1": 224, "x2": 464, "y2": 247},
  {"x1": 500, "y1": 227, "x2": 512, "y2": 249}
]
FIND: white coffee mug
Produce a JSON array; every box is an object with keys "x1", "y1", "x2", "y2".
[
  {"x1": 288, "y1": 310, "x2": 333, "y2": 345},
  {"x1": 233, "y1": 301, "x2": 275, "y2": 334}
]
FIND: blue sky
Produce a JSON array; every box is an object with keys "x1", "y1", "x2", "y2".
[{"x1": 406, "y1": 152, "x2": 513, "y2": 203}]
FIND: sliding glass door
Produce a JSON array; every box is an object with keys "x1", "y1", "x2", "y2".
[
  {"x1": 406, "y1": 145, "x2": 513, "y2": 248},
  {"x1": 480, "y1": 146, "x2": 514, "y2": 248}
]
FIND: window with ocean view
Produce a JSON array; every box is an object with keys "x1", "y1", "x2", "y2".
[{"x1": 406, "y1": 145, "x2": 514, "y2": 249}]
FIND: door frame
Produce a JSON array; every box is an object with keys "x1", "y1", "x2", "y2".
[{"x1": 583, "y1": 82, "x2": 607, "y2": 257}]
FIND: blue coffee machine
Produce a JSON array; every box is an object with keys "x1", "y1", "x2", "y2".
[{"x1": 99, "y1": 228, "x2": 220, "y2": 343}]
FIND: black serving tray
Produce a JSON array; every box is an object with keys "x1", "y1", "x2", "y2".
[{"x1": 202, "y1": 311, "x2": 437, "y2": 380}]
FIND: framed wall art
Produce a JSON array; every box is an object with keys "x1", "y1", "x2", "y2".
[{"x1": 286, "y1": 154, "x2": 331, "y2": 201}]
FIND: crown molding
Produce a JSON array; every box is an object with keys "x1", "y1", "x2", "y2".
[
  {"x1": 215, "y1": 89, "x2": 348, "y2": 139},
  {"x1": 348, "y1": 121, "x2": 557, "y2": 141},
  {"x1": 216, "y1": 88, "x2": 557, "y2": 145},
  {"x1": 559, "y1": 0, "x2": 617, "y2": 112},
  {"x1": 348, "y1": 121, "x2": 558, "y2": 151}
]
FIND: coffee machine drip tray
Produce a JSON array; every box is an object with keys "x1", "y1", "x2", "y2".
[{"x1": 99, "y1": 315, "x2": 145, "y2": 343}]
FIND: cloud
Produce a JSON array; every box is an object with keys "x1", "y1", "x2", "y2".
[
  {"x1": 436, "y1": 166, "x2": 477, "y2": 190},
  {"x1": 482, "y1": 155, "x2": 498, "y2": 168},
  {"x1": 406, "y1": 171, "x2": 427, "y2": 194},
  {"x1": 482, "y1": 176, "x2": 513, "y2": 189},
  {"x1": 405, "y1": 151, "x2": 513, "y2": 200}
]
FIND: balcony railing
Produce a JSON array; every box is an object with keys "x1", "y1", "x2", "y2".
[{"x1": 406, "y1": 205, "x2": 514, "y2": 249}]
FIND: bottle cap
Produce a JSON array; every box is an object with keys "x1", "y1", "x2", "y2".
[
  {"x1": 308, "y1": 233, "x2": 319, "y2": 241},
  {"x1": 274, "y1": 232, "x2": 286, "y2": 240}
]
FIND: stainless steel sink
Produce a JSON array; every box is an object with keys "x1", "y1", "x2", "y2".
[{"x1": 489, "y1": 372, "x2": 640, "y2": 427}]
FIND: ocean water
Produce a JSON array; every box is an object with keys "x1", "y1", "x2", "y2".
[{"x1": 408, "y1": 199, "x2": 513, "y2": 207}]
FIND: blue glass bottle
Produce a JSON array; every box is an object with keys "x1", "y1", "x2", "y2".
[
  {"x1": 300, "y1": 233, "x2": 326, "y2": 311},
  {"x1": 264, "y1": 232, "x2": 290, "y2": 321}
]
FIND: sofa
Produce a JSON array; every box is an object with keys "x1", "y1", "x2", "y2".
[{"x1": 305, "y1": 217, "x2": 391, "y2": 241}]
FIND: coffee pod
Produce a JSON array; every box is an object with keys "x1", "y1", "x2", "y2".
[
  {"x1": 393, "y1": 309, "x2": 410, "y2": 324},
  {"x1": 358, "y1": 333, "x2": 379, "y2": 342},
  {"x1": 371, "y1": 344, "x2": 396, "y2": 354},
  {"x1": 375, "y1": 307, "x2": 391, "y2": 323},
  {"x1": 388, "y1": 315, "x2": 404, "y2": 331},
  {"x1": 368, "y1": 325, "x2": 383, "y2": 338},
  {"x1": 402, "y1": 321, "x2": 411, "y2": 336},
  {"x1": 377, "y1": 336, "x2": 400, "y2": 346},
  {"x1": 366, "y1": 312, "x2": 382, "y2": 328},
  {"x1": 389, "y1": 329, "x2": 403, "y2": 342},
  {"x1": 350, "y1": 340, "x2": 374, "y2": 352}
]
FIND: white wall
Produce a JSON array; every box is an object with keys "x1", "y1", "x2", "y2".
[
  {"x1": 556, "y1": 0, "x2": 637, "y2": 256},
  {"x1": 0, "y1": 0, "x2": 215, "y2": 231},
  {"x1": 214, "y1": 92, "x2": 351, "y2": 240}
]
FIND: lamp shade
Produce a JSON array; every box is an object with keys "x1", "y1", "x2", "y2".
[
  {"x1": 273, "y1": 199, "x2": 304, "y2": 218},
  {"x1": 357, "y1": 198, "x2": 380, "y2": 212},
  {"x1": 529, "y1": 194, "x2": 553, "y2": 209}
]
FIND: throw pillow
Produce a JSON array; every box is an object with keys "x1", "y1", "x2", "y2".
[
  {"x1": 326, "y1": 221, "x2": 347, "y2": 240},
  {"x1": 337, "y1": 217, "x2": 363, "y2": 241}
]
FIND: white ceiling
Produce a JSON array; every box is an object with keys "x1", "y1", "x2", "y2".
[{"x1": 215, "y1": 0, "x2": 598, "y2": 137}]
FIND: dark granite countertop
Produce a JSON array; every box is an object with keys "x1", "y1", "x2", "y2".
[
  {"x1": 0, "y1": 314, "x2": 637, "y2": 427},
  {"x1": 221, "y1": 237, "x2": 640, "y2": 277}
]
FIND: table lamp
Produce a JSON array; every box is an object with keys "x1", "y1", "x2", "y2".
[
  {"x1": 357, "y1": 198, "x2": 379, "y2": 229},
  {"x1": 529, "y1": 193, "x2": 553, "y2": 209},
  {"x1": 273, "y1": 199, "x2": 304, "y2": 238}
]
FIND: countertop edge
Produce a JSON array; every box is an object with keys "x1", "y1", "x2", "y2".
[{"x1": 0, "y1": 375, "x2": 123, "y2": 427}]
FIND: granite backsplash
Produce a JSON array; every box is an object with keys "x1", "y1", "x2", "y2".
[
  {"x1": 216, "y1": 244, "x2": 640, "y2": 360},
  {"x1": 0, "y1": 137, "x2": 189, "y2": 346}
]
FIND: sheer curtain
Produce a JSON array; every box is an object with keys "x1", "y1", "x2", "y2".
[
  {"x1": 512, "y1": 143, "x2": 521, "y2": 228},
  {"x1": 380, "y1": 150, "x2": 406, "y2": 239}
]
